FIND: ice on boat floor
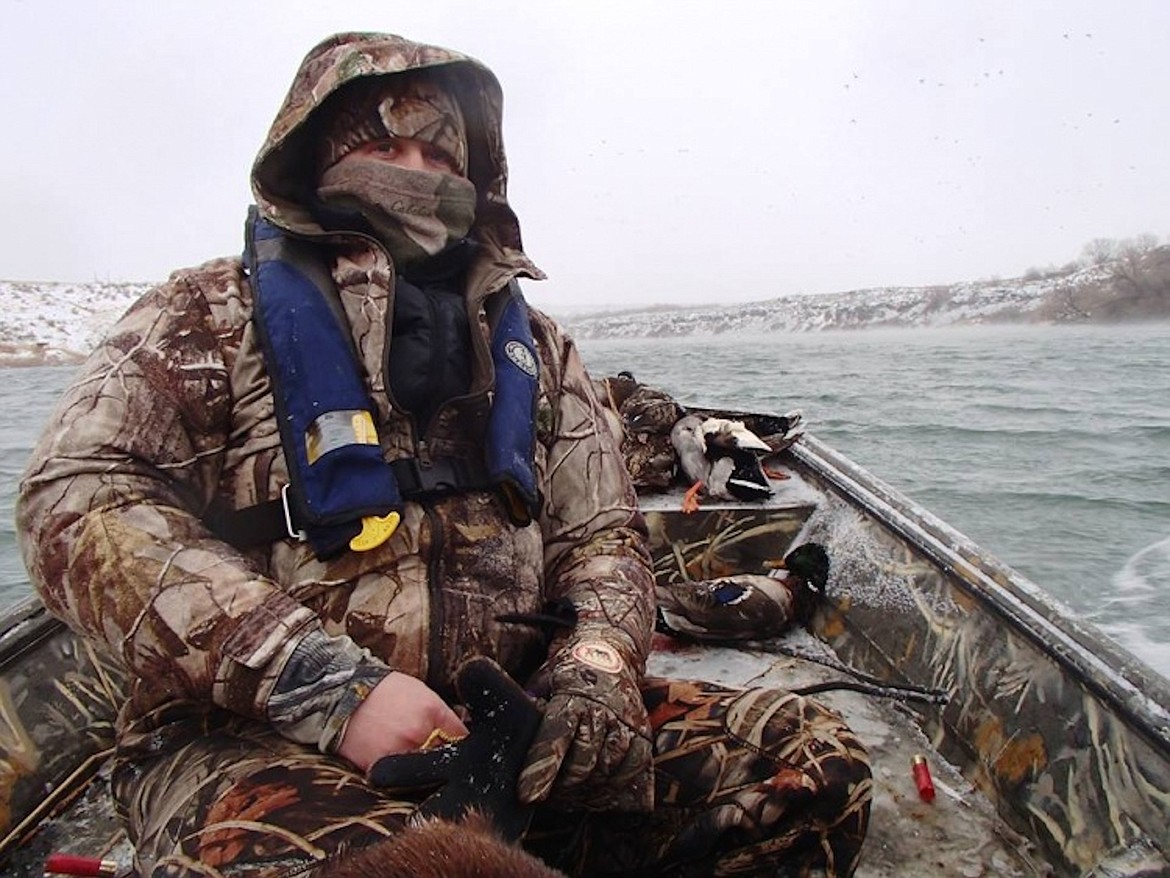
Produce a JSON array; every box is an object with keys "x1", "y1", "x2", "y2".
[{"x1": 648, "y1": 630, "x2": 1044, "y2": 878}]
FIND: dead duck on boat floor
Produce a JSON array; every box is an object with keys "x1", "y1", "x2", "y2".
[
  {"x1": 669, "y1": 413, "x2": 804, "y2": 513},
  {"x1": 656, "y1": 542, "x2": 830, "y2": 641}
]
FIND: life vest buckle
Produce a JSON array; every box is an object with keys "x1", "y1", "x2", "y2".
[{"x1": 389, "y1": 456, "x2": 489, "y2": 498}]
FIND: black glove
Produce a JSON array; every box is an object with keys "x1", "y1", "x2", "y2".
[{"x1": 368, "y1": 657, "x2": 543, "y2": 841}]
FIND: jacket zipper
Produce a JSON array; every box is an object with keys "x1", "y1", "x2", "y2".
[{"x1": 423, "y1": 501, "x2": 446, "y2": 689}]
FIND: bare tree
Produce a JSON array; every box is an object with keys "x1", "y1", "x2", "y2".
[
  {"x1": 1050, "y1": 284, "x2": 1092, "y2": 322},
  {"x1": 1106, "y1": 242, "x2": 1170, "y2": 318},
  {"x1": 1080, "y1": 237, "x2": 1117, "y2": 266},
  {"x1": 1119, "y1": 232, "x2": 1160, "y2": 254}
]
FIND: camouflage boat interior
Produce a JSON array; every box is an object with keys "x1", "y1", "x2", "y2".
[{"x1": 2, "y1": 422, "x2": 1169, "y2": 876}]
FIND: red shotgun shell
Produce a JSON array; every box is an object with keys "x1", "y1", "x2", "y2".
[
  {"x1": 911, "y1": 754, "x2": 936, "y2": 802},
  {"x1": 44, "y1": 854, "x2": 118, "y2": 877}
]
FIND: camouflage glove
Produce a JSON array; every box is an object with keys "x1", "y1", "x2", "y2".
[
  {"x1": 368, "y1": 657, "x2": 543, "y2": 841},
  {"x1": 517, "y1": 638, "x2": 654, "y2": 812}
]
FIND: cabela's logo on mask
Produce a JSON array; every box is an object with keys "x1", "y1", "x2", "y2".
[{"x1": 505, "y1": 340, "x2": 538, "y2": 378}]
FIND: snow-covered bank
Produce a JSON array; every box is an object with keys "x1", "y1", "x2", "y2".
[
  {"x1": 561, "y1": 256, "x2": 1166, "y2": 340},
  {"x1": 3, "y1": 246, "x2": 1167, "y2": 365},
  {"x1": 0, "y1": 280, "x2": 152, "y2": 366}
]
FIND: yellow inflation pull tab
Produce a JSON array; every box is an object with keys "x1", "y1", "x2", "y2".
[{"x1": 349, "y1": 511, "x2": 401, "y2": 552}]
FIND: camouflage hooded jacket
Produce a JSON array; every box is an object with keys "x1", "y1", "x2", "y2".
[{"x1": 17, "y1": 33, "x2": 654, "y2": 755}]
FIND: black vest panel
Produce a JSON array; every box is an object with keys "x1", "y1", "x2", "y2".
[{"x1": 388, "y1": 274, "x2": 472, "y2": 431}]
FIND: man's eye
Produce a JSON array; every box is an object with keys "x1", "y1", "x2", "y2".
[{"x1": 424, "y1": 146, "x2": 458, "y2": 170}]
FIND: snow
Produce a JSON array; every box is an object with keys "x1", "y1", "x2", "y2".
[
  {"x1": 0, "y1": 279, "x2": 151, "y2": 366},
  {"x1": 562, "y1": 263, "x2": 1115, "y2": 340},
  {"x1": 0, "y1": 259, "x2": 1122, "y2": 365}
]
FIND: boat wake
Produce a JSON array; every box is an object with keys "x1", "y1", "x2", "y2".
[{"x1": 1096, "y1": 535, "x2": 1170, "y2": 679}]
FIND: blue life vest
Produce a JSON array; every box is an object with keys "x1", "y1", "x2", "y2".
[{"x1": 223, "y1": 206, "x2": 540, "y2": 559}]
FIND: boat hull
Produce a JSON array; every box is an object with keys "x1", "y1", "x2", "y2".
[{"x1": 2, "y1": 429, "x2": 1168, "y2": 875}]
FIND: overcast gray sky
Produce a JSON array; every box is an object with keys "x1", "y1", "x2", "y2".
[{"x1": 2, "y1": 1, "x2": 1168, "y2": 311}]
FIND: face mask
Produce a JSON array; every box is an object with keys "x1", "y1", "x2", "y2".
[{"x1": 316, "y1": 154, "x2": 477, "y2": 265}]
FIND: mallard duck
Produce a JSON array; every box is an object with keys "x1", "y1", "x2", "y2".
[
  {"x1": 655, "y1": 542, "x2": 830, "y2": 641},
  {"x1": 747, "y1": 409, "x2": 805, "y2": 453},
  {"x1": 670, "y1": 415, "x2": 773, "y2": 513},
  {"x1": 597, "y1": 375, "x2": 687, "y2": 491}
]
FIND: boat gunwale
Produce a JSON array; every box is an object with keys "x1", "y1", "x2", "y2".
[
  {"x1": 790, "y1": 431, "x2": 1170, "y2": 757},
  {"x1": 0, "y1": 597, "x2": 65, "y2": 672}
]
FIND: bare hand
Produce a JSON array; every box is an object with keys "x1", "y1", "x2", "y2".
[{"x1": 337, "y1": 672, "x2": 468, "y2": 773}]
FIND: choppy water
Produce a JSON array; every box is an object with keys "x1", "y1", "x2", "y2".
[
  {"x1": 3, "y1": 322, "x2": 1168, "y2": 679},
  {"x1": 578, "y1": 322, "x2": 1170, "y2": 679},
  {"x1": 0, "y1": 366, "x2": 78, "y2": 609}
]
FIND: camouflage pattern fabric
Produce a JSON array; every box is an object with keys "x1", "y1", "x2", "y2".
[
  {"x1": 18, "y1": 28, "x2": 651, "y2": 800},
  {"x1": 252, "y1": 32, "x2": 528, "y2": 255},
  {"x1": 115, "y1": 678, "x2": 870, "y2": 877},
  {"x1": 593, "y1": 376, "x2": 686, "y2": 491},
  {"x1": 315, "y1": 72, "x2": 469, "y2": 174},
  {"x1": 637, "y1": 678, "x2": 872, "y2": 877},
  {"x1": 317, "y1": 158, "x2": 478, "y2": 264},
  {"x1": 518, "y1": 631, "x2": 654, "y2": 812},
  {"x1": 17, "y1": 30, "x2": 871, "y2": 877}
]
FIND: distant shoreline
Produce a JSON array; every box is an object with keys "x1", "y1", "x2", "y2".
[
  {"x1": 3, "y1": 244, "x2": 1167, "y2": 366},
  {"x1": 0, "y1": 343, "x2": 85, "y2": 369},
  {"x1": 5, "y1": 316, "x2": 1170, "y2": 370}
]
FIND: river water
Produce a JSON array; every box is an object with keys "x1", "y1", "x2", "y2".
[{"x1": 2, "y1": 322, "x2": 1168, "y2": 678}]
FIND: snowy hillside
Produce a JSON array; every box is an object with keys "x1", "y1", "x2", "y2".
[
  {"x1": 560, "y1": 244, "x2": 1170, "y2": 340},
  {"x1": 0, "y1": 280, "x2": 152, "y2": 366},
  {"x1": 561, "y1": 264, "x2": 1116, "y2": 340},
  {"x1": 2, "y1": 246, "x2": 1167, "y2": 365}
]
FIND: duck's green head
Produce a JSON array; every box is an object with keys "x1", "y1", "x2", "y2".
[{"x1": 784, "y1": 542, "x2": 830, "y2": 590}]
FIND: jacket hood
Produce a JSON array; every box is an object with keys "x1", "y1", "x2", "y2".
[{"x1": 252, "y1": 32, "x2": 538, "y2": 275}]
